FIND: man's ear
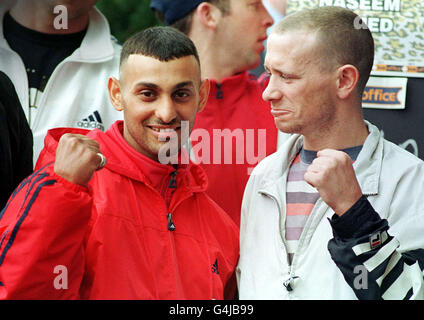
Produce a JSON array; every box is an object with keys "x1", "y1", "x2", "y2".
[
  {"x1": 195, "y1": 2, "x2": 223, "y2": 30},
  {"x1": 197, "y1": 79, "x2": 210, "y2": 113},
  {"x1": 108, "y1": 77, "x2": 124, "y2": 111},
  {"x1": 336, "y1": 65, "x2": 359, "y2": 100}
]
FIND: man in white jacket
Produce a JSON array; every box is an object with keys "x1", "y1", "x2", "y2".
[
  {"x1": 237, "y1": 6, "x2": 424, "y2": 299},
  {"x1": 0, "y1": 0, "x2": 122, "y2": 164}
]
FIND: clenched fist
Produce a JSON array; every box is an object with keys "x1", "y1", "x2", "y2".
[
  {"x1": 54, "y1": 133, "x2": 106, "y2": 186},
  {"x1": 304, "y1": 149, "x2": 362, "y2": 216}
]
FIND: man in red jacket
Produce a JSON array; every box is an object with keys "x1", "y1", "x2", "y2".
[
  {"x1": 0, "y1": 26, "x2": 239, "y2": 300},
  {"x1": 151, "y1": 0, "x2": 283, "y2": 226}
]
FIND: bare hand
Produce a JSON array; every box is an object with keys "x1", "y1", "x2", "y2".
[
  {"x1": 303, "y1": 149, "x2": 362, "y2": 216},
  {"x1": 54, "y1": 134, "x2": 105, "y2": 186}
]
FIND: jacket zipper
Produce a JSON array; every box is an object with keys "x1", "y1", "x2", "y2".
[
  {"x1": 167, "y1": 213, "x2": 176, "y2": 231},
  {"x1": 167, "y1": 171, "x2": 177, "y2": 231},
  {"x1": 166, "y1": 170, "x2": 183, "y2": 297},
  {"x1": 216, "y1": 83, "x2": 224, "y2": 99},
  {"x1": 259, "y1": 191, "x2": 295, "y2": 292}
]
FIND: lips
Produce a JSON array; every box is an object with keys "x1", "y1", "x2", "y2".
[
  {"x1": 270, "y1": 109, "x2": 291, "y2": 117},
  {"x1": 149, "y1": 127, "x2": 176, "y2": 133},
  {"x1": 147, "y1": 125, "x2": 181, "y2": 140}
]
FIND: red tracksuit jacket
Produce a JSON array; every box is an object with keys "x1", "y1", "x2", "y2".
[
  {"x1": 191, "y1": 72, "x2": 277, "y2": 227},
  {"x1": 0, "y1": 121, "x2": 239, "y2": 299}
]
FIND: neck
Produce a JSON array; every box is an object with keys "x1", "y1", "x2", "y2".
[
  {"x1": 191, "y1": 32, "x2": 246, "y2": 82},
  {"x1": 196, "y1": 42, "x2": 241, "y2": 82},
  {"x1": 10, "y1": 0, "x2": 90, "y2": 34},
  {"x1": 303, "y1": 107, "x2": 369, "y2": 151}
]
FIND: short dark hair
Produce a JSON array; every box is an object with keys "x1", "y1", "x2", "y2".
[
  {"x1": 155, "y1": 0, "x2": 230, "y2": 35},
  {"x1": 120, "y1": 26, "x2": 200, "y2": 69},
  {"x1": 274, "y1": 6, "x2": 374, "y2": 96}
]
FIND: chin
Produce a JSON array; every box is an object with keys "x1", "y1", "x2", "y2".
[
  {"x1": 276, "y1": 122, "x2": 302, "y2": 135},
  {"x1": 249, "y1": 59, "x2": 261, "y2": 70}
]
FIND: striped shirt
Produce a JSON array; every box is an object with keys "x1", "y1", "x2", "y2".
[{"x1": 285, "y1": 146, "x2": 362, "y2": 265}]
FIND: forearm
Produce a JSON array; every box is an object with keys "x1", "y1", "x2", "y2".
[{"x1": 328, "y1": 196, "x2": 424, "y2": 300}]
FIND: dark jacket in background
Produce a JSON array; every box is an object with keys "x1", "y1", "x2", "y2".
[{"x1": 0, "y1": 71, "x2": 33, "y2": 209}]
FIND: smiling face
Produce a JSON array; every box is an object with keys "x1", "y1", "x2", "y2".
[
  {"x1": 109, "y1": 54, "x2": 209, "y2": 161},
  {"x1": 263, "y1": 31, "x2": 338, "y2": 138}
]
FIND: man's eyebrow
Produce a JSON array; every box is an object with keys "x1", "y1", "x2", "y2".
[
  {"x1": 175, "y1": 81, "x2": 195, "y2": 89},
  {"x1": 133, "y1": 81, "x2": 195, "y2": 90},
  {"x1": 133, "y1": 82, "x2": 158, "y2": 89},
  {"x1": 264, "y1": 64, "x2": 282, "y2": 74},
  {"x1": 264, "y1": 64, "x2": 300, "y2": 78}
]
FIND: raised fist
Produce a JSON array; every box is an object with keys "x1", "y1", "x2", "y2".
[
  {"x1": 303, "y1": 149, "x2": 362, "y2": 216},
  {"x1": 54, "y1": 133, "x2": 106, "y2": 186}
]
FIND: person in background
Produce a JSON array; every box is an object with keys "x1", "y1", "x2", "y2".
[
  {"x1": 0, "y1": 26, "x2": 239, "y2": 300},
  {"x1": 151, "y1": 0, "x2": 288, "y2": 227},
  {"x1": 0, "y1": 0, "x2": 122, "y2": 164},
  {"x1": 250, "y1": 0, "x2": 286, "y2": 77},
  {"x1": 0, "y1": 71, "x2": 33, "y2": 210},
  {"x1": 264, "y1": 0, "x2": 286, "y2": 17},
  {"x1": 237, "y1": 6, "x2": 424, "y2": 299}
]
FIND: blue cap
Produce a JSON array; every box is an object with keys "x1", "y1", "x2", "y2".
[{"x1": 150, "y1": 0, "x2": 206, "y2": 25}]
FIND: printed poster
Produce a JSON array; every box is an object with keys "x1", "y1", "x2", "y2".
[{"x1": 286, "y1": 0, "x2": 424, "y2": 78}]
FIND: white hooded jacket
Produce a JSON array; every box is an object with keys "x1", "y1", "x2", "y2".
[
  {"x1": 0, "y1": 1, "x2": 122, "y2": 163},
  {"x1": 237, "y1": 121, "x2": 424, "y2": 299}
]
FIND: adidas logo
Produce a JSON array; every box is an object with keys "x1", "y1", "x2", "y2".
[
  {"x1": 211, "y1": 258, "x2": 219, "y2": 275},
  {"x1": 77, "y1": 110, "x2": 104, "y2": 131}
]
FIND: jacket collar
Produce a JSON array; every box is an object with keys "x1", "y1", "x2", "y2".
[
  {"x1": 0, "y1": 1, "x2": 114, "y2": 62},
  {"x1": 259, "y1": 121, "x2": 382, "y2": 196},
  {"x1": 208, "y1": 72, "x2": 250, "y2": 104}
]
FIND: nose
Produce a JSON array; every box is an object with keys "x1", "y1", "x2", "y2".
[
  {"x1": 261, "y1": 3, "x2": 274, "y2": 29},
  {"x1": 262, "y1": 76, "x2": 282, "y2": 102},
  {"x1": 155, "y1": 97, "x2": 177, "y2": 124}
]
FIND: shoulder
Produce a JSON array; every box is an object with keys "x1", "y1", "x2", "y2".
[
  {"x1": 0, "y1": 71, "x2": 11, "y2": 88},
  {"x1": 247, "y1": 71, "x2": 270, "y2": 89},
  {"x1": 249, "y1": 146, "x2": 286, "y2": 178},
  {"x1": 382, "y1": 138, "x2": 424, "y2": 170},
  {"x1": 0, "y1": 72, "x2": 25, "y2": 122},
  {"x1": 0, "y1": 71, "x2": 17, "y2": 100},
  {"x1": 35, "y1": 127, "x2": 96, "y2": 169},
  {"x1": 110, "y1": 35, "x2": 122, "y2": 56}
]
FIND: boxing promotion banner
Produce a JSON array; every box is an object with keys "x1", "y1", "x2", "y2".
[{"x1": 286, "y1": 0, "x2": 424, "y2": 78}]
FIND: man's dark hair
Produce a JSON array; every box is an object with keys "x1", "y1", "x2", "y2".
[
  {"x1": 120, "y1": 26, "x2": 200, "y2": 68},
  {"x1": 155, "y1": 0, "x2": 230, "y2": 35}
]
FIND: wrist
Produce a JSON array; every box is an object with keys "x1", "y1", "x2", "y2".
[
  {"x1": 329, "y1": 195, "x2": 386, "y2": 239},
  {"x1": 333, "y1": 192, "x2": 363, "y2": 216}
]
